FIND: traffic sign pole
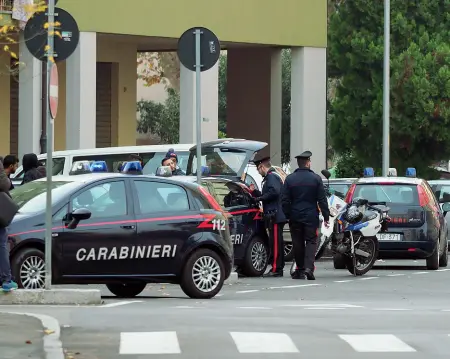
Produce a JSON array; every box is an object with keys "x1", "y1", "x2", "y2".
[
  {"x1": 195, "y1": 29, "x2": 202, "y2": 184},
  {"x1": 44, "y1": 0, "x2": 56, "y2": 290}
]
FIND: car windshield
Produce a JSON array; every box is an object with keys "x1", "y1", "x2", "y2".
[
  {"x1": 187, "y1": 148, "x2": 248, "y2": 176},
  {"x1": 329, "y1": 183, "x2": 351, "y2": 198},
  {"x1": 353, "y1": 184, "x2": 419, "y2": 205},
  {"x1": 10, "y1": 180, "x2": 80, "y2": 214}
]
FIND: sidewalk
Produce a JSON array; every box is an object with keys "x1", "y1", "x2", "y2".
[{"x1": 0, "y1": 313, "x2": 45, "y2": 359}]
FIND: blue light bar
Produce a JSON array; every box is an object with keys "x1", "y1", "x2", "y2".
[
  {"x1": 201, "y1": 166, "x2": 210, "y2": 176},
  {"x1": 405, "y1": 167, "x2": 416, "y2": 177},
  {"x1": 90, "y1": 161, "x2": 108, "y2": 172},
  {"x1": 363, "y1": 167, "x2": 374, "y2": 177},
  {"x1": 122, "y1": 161, "x2": 143, "y2": 173}
]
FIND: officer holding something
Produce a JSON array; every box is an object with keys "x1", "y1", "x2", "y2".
[
  {"x1": 281, "y1": 151, "x2": 330, "y2": 280},
  {"x1": 252, "y1": 155, "x2": 286, "y2": 277}
]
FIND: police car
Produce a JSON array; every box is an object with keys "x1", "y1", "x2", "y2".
[
  {"x1": 7, "y1": 161, "x2": 233, "y2": 299},
  {"x1": 158, "y1": 170, "x2": 269, "y2": 277},
  {"x1": 340, "y1": 167, "x2": 448, "y2": 270}
]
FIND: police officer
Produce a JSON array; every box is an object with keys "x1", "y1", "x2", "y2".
[
  {"x1": 252, "y1": 156, "x2": 286, "y2": 277},
  {"x1": 281, "y1": 151, "x2": 330, "y2": 280}
]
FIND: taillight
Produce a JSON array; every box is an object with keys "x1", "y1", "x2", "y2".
[
  {"x1": 197, "y1": 185, "x2": 222, "y2": 211},
  {"x1": 417, "y1": 185, "x2": 429, "y2": 207},
  {"x1": 345, "y1": 183, "x2": 356, "y2": 203}
]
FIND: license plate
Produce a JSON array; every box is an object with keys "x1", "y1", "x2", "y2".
[{"x1": 377, "y1": 233, "x2": 401, "y2": 241}]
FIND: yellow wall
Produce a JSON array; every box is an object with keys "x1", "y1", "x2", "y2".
[
  {"x1": 52, "y1": 36, "x2": 137, "y2": 149},
  {"x1": 0, "y1": 52, "x2": 10, "y2": 155},
  {"x1": 59, "y1": 0, "x2": 327, "y2": 48}
]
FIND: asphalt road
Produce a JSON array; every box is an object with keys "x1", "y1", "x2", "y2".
[{"x1": 2, "y1": 259, "x2": 450, "y2": 358}]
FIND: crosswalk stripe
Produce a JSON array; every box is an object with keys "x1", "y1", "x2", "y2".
[
  {"x1": 119, "y1": 332, "x2": 181, "y2": 354},
  {"x1": 339, "y1": 334, "x2": 416, "y2": 352},
  {"x1": 230, "y1": 332, "x2": 299, "y2": 353}
]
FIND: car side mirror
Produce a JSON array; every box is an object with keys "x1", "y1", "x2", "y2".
[
  {"x1": 66, "y1": 208, "x2": 91, "y2": 229},
  {"x1": 321, "y1": 169, "x2": 331, "y2": 179},
  {"x1": 442, "y1": 202, "x2": 450, "y2": 216}
]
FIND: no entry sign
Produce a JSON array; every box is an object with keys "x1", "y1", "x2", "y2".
[{"x1": 49, "y1": 63, "x2": 58, "y2": 119}]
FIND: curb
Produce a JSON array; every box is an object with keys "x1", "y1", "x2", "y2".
[
  {"x1": 3, "y1": 311, "x2": 63, "y2": 359},
  {"x1": 0, "y1": 289, "x2": 102, "y2": 305}
]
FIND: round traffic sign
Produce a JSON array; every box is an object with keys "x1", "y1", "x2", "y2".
[
  {"x1": 177, "y1": 27, "x2": 220, "y2": 72},
  {"x1": 49, "y1": 63, "x2": 58, "y2": 119},
  {"x1": 24, "y1": 7, "x2": 80, "y2": 62}
]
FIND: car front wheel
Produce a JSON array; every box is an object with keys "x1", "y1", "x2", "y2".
[
  {"x1": 11, "y1": 247, "x2": 46, "y2": 289},
  {"x1": 180, "y1": 248, "x2": 225, "y2": 299},
  {"x1": 240, "y1": 236, "x2": 268, "y2": 277},
  {"x1": 106, "y1": 283, "x2": 147, "y2": 298}
]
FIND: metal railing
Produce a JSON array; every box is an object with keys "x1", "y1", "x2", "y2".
[{"x1": 0, "y1": 0, "x2": 13, "y2": 13}]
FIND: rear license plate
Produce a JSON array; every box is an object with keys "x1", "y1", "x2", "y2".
[{"x1": 377, "y1": 233, "x2": 401, "y2": 241}]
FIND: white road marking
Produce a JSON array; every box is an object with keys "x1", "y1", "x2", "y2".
[
  {"x1": 230, "y1": 332, "x2": 299, "y2": 353},
  {"x1": 119, "y1": 332, "x2": 181, "y2": 354},
  {"x1": 236, "y1": 290, "x2": 260, "y2": 294},
  {"x1": 334, "y1": 280, "x2": 354, "y2": 283},
  {"x1": 100, "y1": 301, "x2": 143, "y2": 308},
  {"x1": 269, "y1": 284, "x2": 321, "y2": 289},
  {"x1": 281, "y1": 304, "x2": 363, "y2": 308},
  {"x1": 373, "y1": 308, "x2": 411, "y2": 311},
  {"x1": 238, "y1": 307, "x2": 271, "y2": 310},
  {"x1": 339, "y1": 334, "x2": 416, "y2": 352},
  {"x1": 358, "y1": 277, "x2": 378, "y2": 280},
  {"x1": 387, "y1": 274, "x2": 405, "y2": 277},
  {"x1": 437, "y1": 268, "x2": 450, "y2": 272},
  {"x1": 305, "y1": 307, "x2": 342, "y2": 310},
  {"x1": 174, "y1": 306, "x2": 197, "y2": 309},
  {"x1": 413, "y1": 271, "x2": 428, "y2": 275}
]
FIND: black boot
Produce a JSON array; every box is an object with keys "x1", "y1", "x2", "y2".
[
  {"x1": 263, "y1": 271, "x2": 283, "y2": 278},
  {"x1": 291, "y1": 270, "x2": 306, "y2": 280},
  {"x1": 304, "y1": 268, "x2": 315, "y2": 280}
]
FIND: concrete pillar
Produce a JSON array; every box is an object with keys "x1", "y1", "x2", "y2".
[
  {"x1": 270, "y1": 49, "x2": 282, "y2": 165},
  {"x1": 290, "y1": 47, "x2": 327, "y2": 174},
  {"x1": 66, "y1": 32, "x2": 97, "y2": 150},
  {"x1": 18, "y1": 33, "x2": 41, "y2": 160},
  {"x1": 179, "y1": 62, "x2": 219, "y2": 143}
]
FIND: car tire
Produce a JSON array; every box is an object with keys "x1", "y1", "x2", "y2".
[
  {"x1": 11, "y1": 247, "x2": 45, "y2": 289},
  {"x1": 106, "y1": 283, "x2": 147, "y2": 298},
  {"x1": 426, "y1": 242, "x2": 440, "y2": 270},
  {"x1": 241, "y1": 236, "x2": 269, "y2": 277},
  {"x1": 180, "y1": 248, "x2": 225, "y2": 299},
  {"x1": 439, "y1": 239, "x2": 448, "y2": 267},
  {"x1": 284, "y1": 243, "x2": 294, "y2": 262},
  {"x1": 333, "y1": 253, "x2": 346, "y2": 269}
]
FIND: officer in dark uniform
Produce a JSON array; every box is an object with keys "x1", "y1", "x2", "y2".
[
  {"x1": 252, "y1": 156, "x2": 286, "y2": 277},
  {"x1": 281, "y1": 151, "x2": 330, "y2": 280}
]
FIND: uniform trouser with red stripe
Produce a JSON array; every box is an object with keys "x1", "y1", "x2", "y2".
[
  {"x1": 289, "y1": 221, "x2": 318, "y2": 272},
  {"x1": 268, "y1": 222, "x2": 285, "y2": 273}
]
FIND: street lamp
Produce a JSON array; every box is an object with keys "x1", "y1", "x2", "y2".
[{"x1": 382, "y1": 0, "x2": 390, "y2": 176}]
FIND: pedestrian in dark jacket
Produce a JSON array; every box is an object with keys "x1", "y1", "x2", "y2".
[
  {"x1": 21, "y1": 153, "x2": 45, "y2": 185},
  {"x1": 252, "y1": 155, "x2": 286, "y2": 277},
  {"x1": 2, "y1": 155, "x2": 19, "y2": 191},
  {"x1": 0, "y1": 159, "x2": 18, "y2": 291},
  {"x1": 281, "y1": 151, "x2": 330, "y2": 280}
]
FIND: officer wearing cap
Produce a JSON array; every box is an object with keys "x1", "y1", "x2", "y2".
[
  {"x1": 252, "y1": 155, "x2": 286, "y2": 277},
  {"x1": 281, "y1": 150, "x2": 330, "y2": 280}
]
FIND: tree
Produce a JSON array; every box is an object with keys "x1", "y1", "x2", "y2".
[
  {"x1": 137, "y1": 52, "x2": 180, "y2": 90},
  {"x1": 334, "y1": 150, "x2": 364, "y2": 178},
  {"x1": 328, "y1": 1, "x2": 450, "y2": 177}
]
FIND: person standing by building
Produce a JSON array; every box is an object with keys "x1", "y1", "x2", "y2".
[
  {"x1": 0, "y1": 159, "x2": 18, "y2": 291},
  {"x1": 2, "y1": 155, "x2": 19, "y2": 190},
  {"x1": 252, "y1": 156, "x2": 286, "y2": 277},
  {"x1": 281, "y1": 151, "x2": 330, "y2": 280}
]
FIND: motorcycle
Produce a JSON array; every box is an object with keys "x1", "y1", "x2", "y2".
[{"x1": 290, "y1": 169, "x2": 390, "y2": 276}]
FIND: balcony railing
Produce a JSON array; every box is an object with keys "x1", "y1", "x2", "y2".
[{"x1": 0, "y1": 0, "x2": 13, "y2": 13}]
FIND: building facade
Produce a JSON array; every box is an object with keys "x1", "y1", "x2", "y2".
[{"x1": 0, "y1": 0, "x2": 328, "y2": 172}]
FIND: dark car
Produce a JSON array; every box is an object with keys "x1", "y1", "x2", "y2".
[
  {"x1": 167, "y1": 174, "x2": 269, "y2": 277},
  {"x1": 7, "y1": 172, "x2": 233, "y2": 299},
  {"x1": 429, "y1": 180, "x2": 450, "y2": 248},
  {"x1": 342, "y1": 169, "x2": 448, "y2": 270}
]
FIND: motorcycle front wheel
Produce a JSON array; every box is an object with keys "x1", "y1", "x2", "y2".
[{"x1": 344, "y1": 235, "x2": 379, "y2": 276}]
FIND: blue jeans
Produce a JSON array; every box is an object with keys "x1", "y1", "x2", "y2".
[{"x1": 0, "y1": 227, "x2": 12, "y2": 283}]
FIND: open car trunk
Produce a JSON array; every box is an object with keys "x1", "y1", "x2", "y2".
[{"x1": 186, "y1": 139, "x2": 268, "y2": 182}]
